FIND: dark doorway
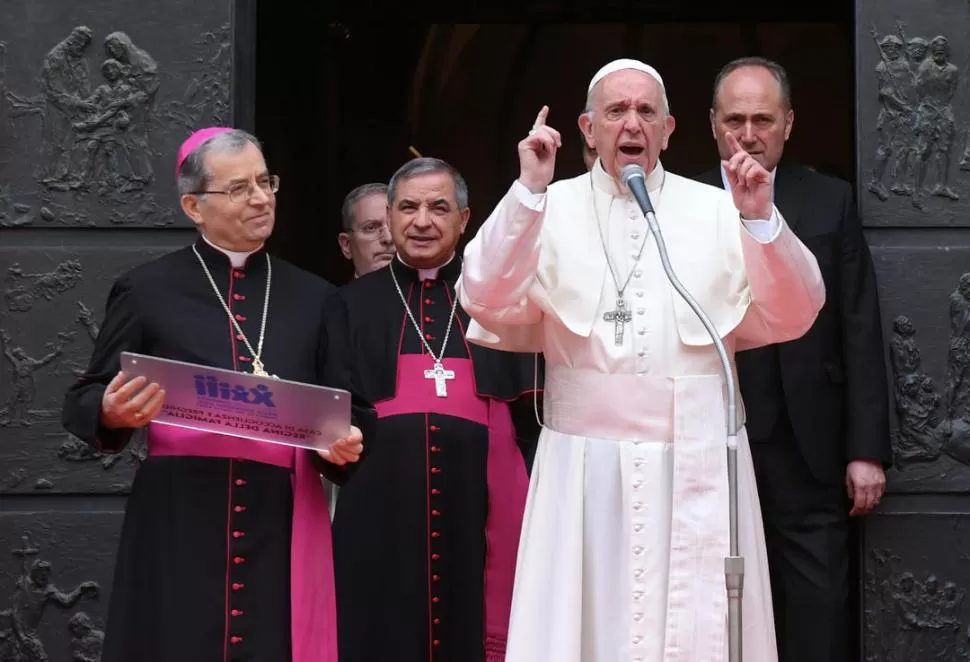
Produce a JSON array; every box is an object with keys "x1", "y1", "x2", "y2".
[{"x1": 255, "y1": 12, "x2": 855, "y2": 288}]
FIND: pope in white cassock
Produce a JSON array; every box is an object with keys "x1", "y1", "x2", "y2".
[{"x1": 455, "y1": 59, "x2": 826, "y2": 662}]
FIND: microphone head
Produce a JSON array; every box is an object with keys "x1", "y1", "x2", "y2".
[{"x1": 620, "y1": 164, "x2": 646, "y2": 187}]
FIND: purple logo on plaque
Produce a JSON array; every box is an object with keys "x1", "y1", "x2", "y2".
[{"x1": 193, "y1": 374, "x2": 277, "y2": 408}]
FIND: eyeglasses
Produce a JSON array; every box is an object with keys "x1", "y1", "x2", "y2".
[
  {"x1": 352, "y1": 221, "x2": 390, "y2": 237},
  {"x1": 191, "y1": 174, "x2": 280, "y2": 204}
]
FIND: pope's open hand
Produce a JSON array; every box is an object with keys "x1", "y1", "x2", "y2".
[
  {"x1": 319, "y1": 425, "x2": 363, "y2": 465},
  {"x1": 100, "y1": 370, "x2": 165, "y2": 429},
  {"x1": 721, "y1": 133, "x2": 773, "y2": 220},
  {"x1": 517, "y1": 105, "x2": 562, "y2": 194}
]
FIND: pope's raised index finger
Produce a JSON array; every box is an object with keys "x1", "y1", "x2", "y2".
[{"x1": 534, "y1": 105, "x2": 549, "y2": 128}]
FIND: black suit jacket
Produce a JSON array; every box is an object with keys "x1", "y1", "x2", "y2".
[{"x1": 695, "y1": 163, "x2": 892, "y2": 483}]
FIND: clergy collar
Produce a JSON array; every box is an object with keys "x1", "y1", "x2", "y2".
[
  {"x1": 195, "y1": 234, "x2": 267, "y2": 270},
  {"x1": 393, "y1": 253, "x2": 461, "y2": 283},
  {"x1": 591, "y1": 157, "x2": 665, "y2": 198}
]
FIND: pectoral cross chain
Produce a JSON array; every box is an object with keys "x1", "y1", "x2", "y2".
[
  {"x1": 603, "y1": 297, "x2": 633, "y2": 345},
  {"x1": 424, "y1": 360, "x2": 455, "y2": 397}
]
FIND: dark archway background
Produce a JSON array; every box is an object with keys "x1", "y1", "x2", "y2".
[{"x1": 256, "y1": 10, "x2": 854, "y2": 287}]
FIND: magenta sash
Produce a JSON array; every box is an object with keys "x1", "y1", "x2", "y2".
[
  {"x1": 374, "y1": 354, "x2": 528, "y2": 659},
  {"x1": 148, "y1": 423, "x2": 336, "y2": 662}
]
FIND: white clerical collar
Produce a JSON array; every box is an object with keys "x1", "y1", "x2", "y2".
[
  {"x1": 591, "y1": 157, "x2": 665, "y2": 198},
  {"x1": 396, "y1": 253, "x2": 455, "y2": 280},
  {"x1": 201, "y1": 233, "x2": 262, "y2": 268},
  {"x1": 719, "y1": 164, "x2": 776, "y2": 195}
]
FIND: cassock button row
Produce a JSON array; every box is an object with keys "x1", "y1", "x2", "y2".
[
  {"x1": 424, "y1": 316, "x2": 433, "y2": 323},
  {"x1": 232, "y1": 583, "x2": 245, "y2": 591},
  {"x1": 233, "y1": 270, "x2": 245, "y2": 279},
  {"x1": 425, "y1": 298, "x2": 433, "y2": 305},
  {"x1": 430, "y1": 425, "x2": 440, "y2": 432},
  {"x1": 432, "y1": 532, "x2": 441, "y2": 538},
  {"x1": 431, "y1": 446, "x2": 440, "y2": 453},
  {"x1": 234, "y1": 505, "x2": 246, "y2": 513},
  {"x1": 637, "y1": 351, "x2": 646, "y2": 358},
  {"x1": 235, "y1": 314, "x2": 247, "y2": 321},
  {"x1": 431, "y1": 488, "x2": 441, "y2": 495},
  {"x1": 637, "y1": 329, "x2": 646, "y2": 336},
  {"x1": 424, "y1": 280, "x2": 434, "y2": 287},
  {"x1": 431, "y1": 467, "x2": 441, "y2": 474},
  {"x1": 432, "y1": 509, "x2": 441, "y2": 516},
  {"x1": 233, "y1": 531, "x2": 245, "y2": 538},
  {"x1": 433, "y1": 640, "x2": 440, "y2": 647},
  {"x1": 433, "y1": 618, "x2": 441, "y2": 625},
  {"x1": 231, "y1": 636, "x2": 243, "y2": 644},
  {"x1": 633, "y1": 523, "x2": 644, "y2": 533},
  {"x1": 425, "y1": 333, "x2": 434, "y2": 341},
  {"x1": 240, "y1": 356, "x2": 251, "y2": 362},
  {"x1": 236, "y1": 333, "x2": 245, "y2": 341},
  {"x1": 432, "y1": 553, "x2": 441, "y2": 560},
  {"x1": 637, "y1": 308, "x2": 645, "y2": 315},
  {"x1": 633, "y1": 545, "x2": 643, "y2": 555},
  {"x1": 233, "y1": 293, "x2": 245, "y2": 301},
  {"x1": 633, "y1": 635, "x2": 643, "y2": 645},
  {"x1": 631, "y1": 231, "x2": 640, "y2": 240},
  {"x1": 232, "y1": 609, "x2": 244, "y2": 617},
  {"x1": 633, "y1": 590, "x2": 643, "y2": 602},
  {"x1": 634, "y1": 269, "x2": 643, "y2": 278},
  {"x1": 432, "y1": 597, "x2": 440, "y2": 604},
  {"x1": 633, "y1": 568, "x2": 644, "y2": 579},
  {"x1": 433, "y1": 574, "x2": 440, "y2": 582},
  {"x1": 235, "y1": 479, "x2": 247, "y2": 486},
  {"x1": 635, "y1": 291, "x2": 644, "y2": 298},
  {"x1": 234, "y1": 556, "x2": 246, "y2": 564}
]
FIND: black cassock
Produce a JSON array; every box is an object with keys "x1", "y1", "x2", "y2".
[
  {"x1": 62, "y1": 238, "x2": 372, "y2": 662},
  {"x1": 324, "y1": 258, "x2": 543, "y2": 662}
]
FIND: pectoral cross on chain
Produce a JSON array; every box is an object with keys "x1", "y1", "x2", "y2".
[
  {"x1": 424, "y1": 360, "x2": 455, "y2": 397},
  {"x1": 603, "y1": 297, "x2": 633, "y2": 345}
]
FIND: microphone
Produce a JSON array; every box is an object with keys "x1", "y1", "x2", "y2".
[{"x1": 620, "y1": 163, "x2": 745, "y2": 662}]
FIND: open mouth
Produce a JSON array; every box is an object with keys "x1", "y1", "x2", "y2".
[{"x1": 619, "y1": 145, "x2": 645, "y2": 157}]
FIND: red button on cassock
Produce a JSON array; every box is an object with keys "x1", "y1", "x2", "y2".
[
  {"x1": 234, "y1": 505, "x2": 246, "y2": 513},
  {"x1": 236, "y1": 333, "x2": 245, "y2": 341},
  {"x1": 232, "y1": 583, "x2": 245, "y2": 591},
  {"x1": 231, "y1": 609, "x2": 244, "y2": 617},
  {"x1": 235, "y1": 314, "x2": 247, "y2": 321},
  {"x1": 432, "y1": 510, "x2": 441, "y2": 516},
  {"x1": 233, "y1": 556, "x2": 245, "y2": 564},
  {"x1": 430, "y1": 446, "x2": 440, "y2": 453},
  {"x1": 433, "y1": 640, "x2": 440, "y2": 646},
  {"x1": 434, "y1": 618, "x2": 441, "y2": 625},
  {"x1": 424, "y1": 316, "x2": 433, "y2": 323},
  {"x1": 231, "y1": 636, "x2": 243, "y2": 644},
  {"x1": 431, "y1": 532, "x2": 440, "y2": 538},
  {"x1": 233, "y1": 293, "x2": 245, "y2": 301},
  {"x1": 433, "y1": 574, "x2": 440, "y2": 582},
  {"x1": 233, "y1": 270, "x2": 245, "y2": 279},
  {"x1": 431, "y1": 467, "x2": 441, "y2": 474},
  {"x1": 432, "y1": 553, "x2": 440, "y2": 560},
  {"x1": 432, "y1": 597, "x2": 440, "y2": 604},
  {"x1": 424, "y1": 298, "x2": 433, "y2": 305},
  {"x1": 239, "y1": 356, "x2": 251, "y2": 362},
  {"x1": 430, "y1": 425, "x2": 440, "y2": 432},
  {"x1": 233, "y1": 531, "x2": 245, "y2": 539},
  {"x1": 235, "y1": 479, "x2": 247, "y2": 486},
  {"x1": 425, "y1": 333, "x2": 434, "y2": 340},
  {"x1": 431, "y1": 489, "x2": 440, "y2": 495}
]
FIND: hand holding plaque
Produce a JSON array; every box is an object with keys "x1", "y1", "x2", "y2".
[
  {"x1": 319, "y1": 425, "x2": 364, "y2": 465},
  {"x1": 101, "y1": 371, "x2": 167, "y2": 429}
]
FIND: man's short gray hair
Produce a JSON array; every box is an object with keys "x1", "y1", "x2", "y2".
[
  {"x1": 388, "y1": 157, "x2": 468, "y2": 210},
  {"x1": 341, "y1": 182, "x2": 388, "y2": 232},
  {"x1": 712, "y1": 57, "x2": 792, "y2": 111},
  {"x1": 176, "y1": 129, "x2": 262, "y2": 197}
]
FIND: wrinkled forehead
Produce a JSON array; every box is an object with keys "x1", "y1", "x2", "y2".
[
  {"x1": 203, "y1": 143, "x2": 266, "y2": 183},
  {"x1": 594, "y1": 70, "x2": 665, "y2": 108},
  {"x1": 395, "y1": 172, "x2": 458, "y2": 204}
]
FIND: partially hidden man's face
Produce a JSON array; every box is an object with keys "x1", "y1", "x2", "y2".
[
  {"x1": 338, "y1": 193, "x2": 394, "y2": 276},
  {"x1": 578, "y1": 69, "x2": 675, "y2": 182},
  {"x1": 180, "y1": 142, "x2": 276, "y2": 252},
  {"x1": 389, "y1": 172, "x2": 469, "y2": 270},
  {"x1": 710, "y1": 65, "x2": 793, "y2": 173}
]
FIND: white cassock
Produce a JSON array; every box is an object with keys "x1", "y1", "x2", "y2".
[{"x1": 456, "y1": 159, "x2": 824, "y2": 662}]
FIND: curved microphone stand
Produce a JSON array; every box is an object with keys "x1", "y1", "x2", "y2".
[{"x1": 620, "y1": 163, "x2": 744, "y2": 662}]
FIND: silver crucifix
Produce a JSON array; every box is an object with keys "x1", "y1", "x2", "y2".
[
  {"x1": 424, "y1": 360, "x2": 455, "y2": 397},
  {"x1": 603, "y1": 297, "x2": 633, "y2": 345}
]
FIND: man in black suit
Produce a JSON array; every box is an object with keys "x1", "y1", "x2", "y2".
[{"x1": 695, "y1": 57, "x2": 892, "y2": 662}]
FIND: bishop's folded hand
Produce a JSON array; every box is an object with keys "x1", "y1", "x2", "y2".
[
  {"x1": 319, "y1": 425, "x2": 364, "y2": 465},
  {"x1": 517, "y1": 105, "x2": 562, "y2": 194},
  {"x1": 100, "y1": 370, "x2": 166, "y2": 429}
]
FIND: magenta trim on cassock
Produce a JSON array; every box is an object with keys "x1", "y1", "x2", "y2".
[
  {"x1": 373, "y1": 353, "x2": 528, "y2": 658},
  {"x1": 148, "y1": 423, "x2": 337, "y2": 662}
]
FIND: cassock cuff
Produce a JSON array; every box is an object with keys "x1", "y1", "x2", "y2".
[
  {"x1": 740, "y1": 207, "x2": 782, "y2": 244},
  {"x1": 512, "y1": 179, "x2": 547, "y2": 211}
]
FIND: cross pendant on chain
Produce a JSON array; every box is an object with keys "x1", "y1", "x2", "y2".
[
  {"x1": 603, "y1": 297, "x2": 633, "y2": 346},
  {"x1": 424, "y1": 360, "x2": 455, "y2": 397}
]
